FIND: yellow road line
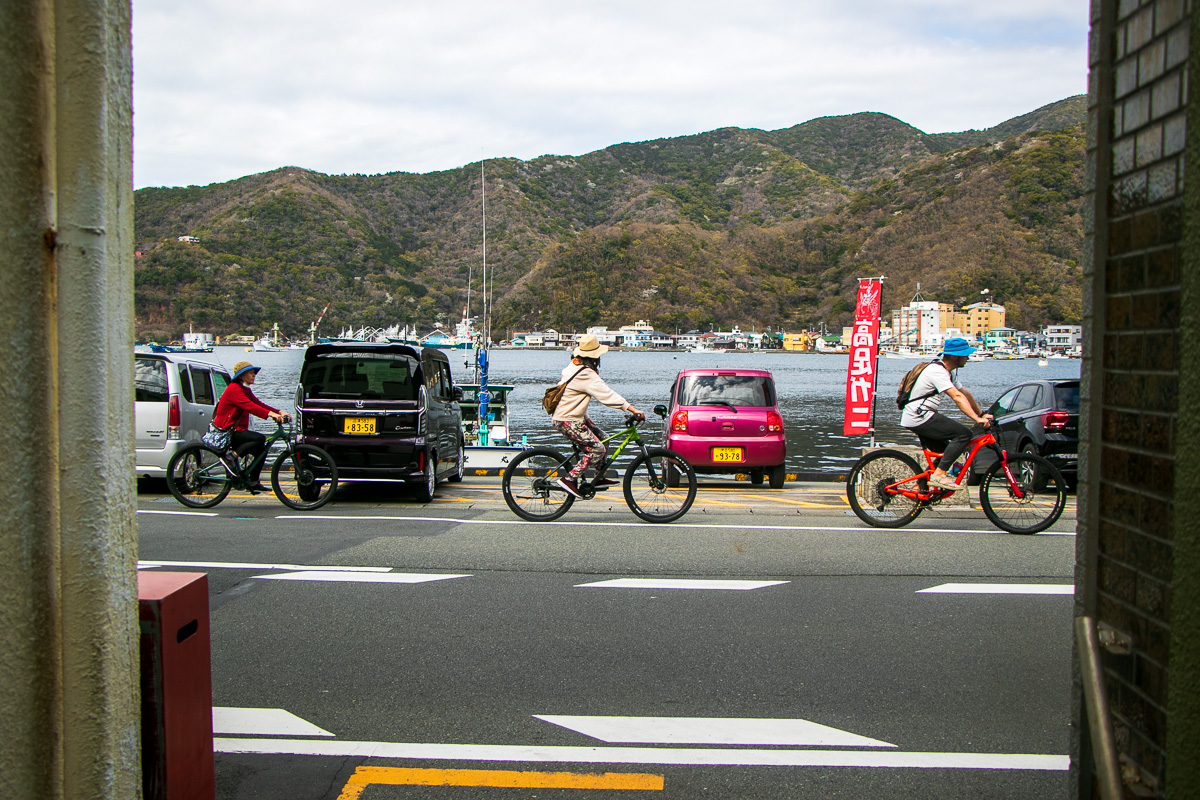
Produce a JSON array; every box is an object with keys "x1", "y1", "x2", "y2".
[
  {"x1": 336, "y1": 766, "x2": 663, "y2": 798},
  {"x1": 734, "y1": 494, "x2": 849, "y2": 509}
]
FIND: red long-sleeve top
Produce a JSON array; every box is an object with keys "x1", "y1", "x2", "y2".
[{"x1": 213, "y1": 381, "x2": 279, "y2": 431}]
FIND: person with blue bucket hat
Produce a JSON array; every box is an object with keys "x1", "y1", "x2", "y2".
[{"x1": 899, "y1": 337, "x2": 993, "y2": 490}]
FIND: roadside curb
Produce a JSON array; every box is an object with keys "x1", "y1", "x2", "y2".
[{"x1": 468, "y1": 467, "x2": 846, "y2": 483}]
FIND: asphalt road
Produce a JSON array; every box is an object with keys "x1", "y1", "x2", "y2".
[{"x1": 137, "y1": 476, "x2": 1077, "y2": 799}]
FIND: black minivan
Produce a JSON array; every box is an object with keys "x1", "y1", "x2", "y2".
[{"x1": 294, "y1": 343, "x2": 464, "y2": 501}]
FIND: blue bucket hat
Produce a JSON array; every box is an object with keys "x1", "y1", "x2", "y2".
[
  {"x1": 232, "y1": 361, "x2": 261, "y2": 380},
  {"x1": 942, "y1": 337, "x2": 977, "y2": 358}
]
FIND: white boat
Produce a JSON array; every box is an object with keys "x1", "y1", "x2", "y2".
[{"x1": 882, "y1": 346, "x2": 926, "y2": 359}]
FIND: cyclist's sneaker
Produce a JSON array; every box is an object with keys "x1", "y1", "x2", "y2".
[
  {"x1": 928, "y1": 473, "x2": 960, "y2": 491},
  {"x1": 591, "y1": 476, "x2": 619, "y2": 489},
  {"x1": 247, "y1": 482, "x2": 268, "y2": 494},
  {"x1": 555, "y1": 477, "x2": 583, "y2": 498}
]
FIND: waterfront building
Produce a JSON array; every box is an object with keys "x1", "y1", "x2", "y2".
[
  {"x1": 963, "y1": 302, "x2": 1007, "y2": 341},
  {"x1": 1043, "y1": 324, "x2": 1082, "y2": 352}
]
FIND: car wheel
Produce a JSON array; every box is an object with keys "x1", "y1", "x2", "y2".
[
  {"x1": 1021, "y1": 443, "x2": 1048, "y2": 490},
  {"x1": 414, "y1": 452, "x2": 436, "y2": 502},
  {"x1": 448, "y1": 437, "x2": 465, "y2": 483},
  {"x1": 768, "y1": 464, "x2": 786, "y2": 489},
  {"x1": 750, "y1": 469, "x2": 764, "y2": 485},
  {"x1": 664, "y1": 461, "x2": 681, "y2": 488}
]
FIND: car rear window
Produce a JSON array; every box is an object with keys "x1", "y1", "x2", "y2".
[
  {"x1": 1054, "y1": 383, "x2": 1080, "y2": 412},
  {"x1": 134, "y1": 358, "x2": 168, "y2": 402},
  {"x1": 301, "y1": 353, "x2": 420, "y2": 401},
  {"x1": 679, "y1": 374, "x2": 774, "y2": 407}
]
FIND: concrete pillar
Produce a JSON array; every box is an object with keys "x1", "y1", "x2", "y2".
[{"x1": 0, "y1": 0, "x2": 139, "y2": 797}]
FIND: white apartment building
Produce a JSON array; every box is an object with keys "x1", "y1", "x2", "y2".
[{"x1": 1044, "y1": 325, "x2": 1082, "y2": 352}]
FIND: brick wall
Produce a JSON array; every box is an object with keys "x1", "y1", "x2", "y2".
[{"x1": 1078, "y1": 0, "x2": 1190, "y2": 796}]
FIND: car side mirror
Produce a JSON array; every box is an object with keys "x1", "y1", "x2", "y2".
[
  {"x1": 452, "y1": 386, "x2": 463, "y2": 401},
  {"x1": 653, "y1": 404, "x2": 668, "y2": 418}
]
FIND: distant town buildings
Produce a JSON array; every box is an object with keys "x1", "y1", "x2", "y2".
[{"x1": 504, "y1": 304, "x2": 1077, "y2": 354}]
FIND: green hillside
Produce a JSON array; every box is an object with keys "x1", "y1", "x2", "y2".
[{"x1": 134, "y1": 96, "x2": 1085, "y2": 341}]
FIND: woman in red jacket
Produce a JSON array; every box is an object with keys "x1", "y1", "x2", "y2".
[{"x1": 213, "y1": 361, "x2": 290, "y2": 491}]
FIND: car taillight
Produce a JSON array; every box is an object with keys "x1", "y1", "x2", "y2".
[
  {"x1": 670, "y1": 410, "x2": 689, "y2": 433},
  {"x1": 766, "y1": 411, "x2": 783, "y2": 433},
  {"x1": 1043, "y1": 411, "x2": 1070, "y2": 430},
  {"x1": 167, "y1": 394, "x2": 181, "y2": 439}
]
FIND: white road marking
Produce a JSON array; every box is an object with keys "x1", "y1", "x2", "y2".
[
  {"x1": 918, "y1": 583, "x2": 1074, "y2": 595},
  {"x1": 576, "y1": 579, "x2": 788, "y2": 591},
  {"x1": 212, "y1": 707, "x2": 333, "y2": 737},
  {"x1": 138, "y1": 560, "x2": 392, "y2": 572},
  {"x1": 214, "y1": 738, "x2": 1068, "y2": 771},
  {"x1": 534, "y1": 715, "x2": 893, "y2": 747},
  {"x1": 252, "y1": 571, "x2": 471, "y2": 584},
  {"x1": 277, "y1": 514, "x2": 1074, "y2": 535},
  {"x1": 138, "y1": 509, "x2": 219, "y2": 517}
]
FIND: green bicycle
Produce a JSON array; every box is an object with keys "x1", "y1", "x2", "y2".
[
  {"x1": 165, "y1": 422, "x2": 338, "y2": 511},
  {"x1": 501, "y1": 407, "x2": 697, "y2": 523}
]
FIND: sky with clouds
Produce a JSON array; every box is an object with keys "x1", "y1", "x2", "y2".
[{"x1": 131, "y1": 0, "x2": 1089, "y2": 189}]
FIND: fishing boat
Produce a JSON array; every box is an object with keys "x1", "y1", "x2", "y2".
[{"x1": 143, "y1": 326, "x2": 216, "y2": 354}]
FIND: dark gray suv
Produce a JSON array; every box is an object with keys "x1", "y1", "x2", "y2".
[{"x1": 294, "y1": 343, "x2": 465, "y2": 501}]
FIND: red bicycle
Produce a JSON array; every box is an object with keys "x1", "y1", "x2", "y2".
[{"x1": 846, "y1": 429, "x2": 1067, "y2": 534}]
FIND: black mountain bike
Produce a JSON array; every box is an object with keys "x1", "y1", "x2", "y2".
[
  {"x1": 166, "y1": 422, "x2": 338, "y2": 511},
  {"x1": 502, "y1": 409, "x2": 697, "y2": 523}
]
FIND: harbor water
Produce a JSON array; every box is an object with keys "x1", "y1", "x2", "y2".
[{"x1": 204, "y1": 346, "x2": 1082, "y2": 475}]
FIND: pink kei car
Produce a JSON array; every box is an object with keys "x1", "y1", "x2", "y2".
[{"x1": 658, "y1": 368, "x2": 787, "y2": 488}]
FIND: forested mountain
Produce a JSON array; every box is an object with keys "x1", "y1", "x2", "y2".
[{"x1": 134, "y1": 96, "x2": 1085, "y2": 341}]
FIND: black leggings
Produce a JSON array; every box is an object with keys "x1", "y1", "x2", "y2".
[
  {"x1": 231, "y1": 430, "x2": 267, "y2": 482},
  {"x1": 907, "y1": 412, "x2": 972, "y2": 469}
]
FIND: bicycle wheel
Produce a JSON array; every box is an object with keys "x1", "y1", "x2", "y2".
[
  {"x1": 166, "y1": 443, "x2": 232, "y2": 508},
  {"x1": 979, "y1": 453, "x2": 1066, "y2": 534},
  {"x1": 271, "y1": 444, "x2": 338, "y2": 511},
  {"x1": 623, "y1": 449, "x2": 697, "y2": 523},
  {"x1": 846, "y1": 449, "x2": 925, "y2": 528},
  {"x1": 502, "y1": 447, "x2": 575, "y2": 522}
]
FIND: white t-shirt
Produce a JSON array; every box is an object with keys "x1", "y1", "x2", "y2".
[{"x1": 900, "y1": 361, "x2": 960, "y2": 428}]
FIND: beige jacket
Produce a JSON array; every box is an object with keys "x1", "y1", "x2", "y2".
[{"x1": 551, "y1": 364, "x2": 633, "y2": 422}]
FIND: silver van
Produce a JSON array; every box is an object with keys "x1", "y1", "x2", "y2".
[{"x1": 135, "y1": 353, "x2": 231, "y2": 479}]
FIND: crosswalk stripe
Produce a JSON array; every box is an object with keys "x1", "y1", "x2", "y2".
[
  {"x1": 252, "y1": 571, "x2": 471, "y2": 584},
  {"x1": 918, "y1": 583, "x2": 1074, "y2": 595},
  {"x1": 577, "y1": 579, "x2": 787, "y2": 591}
]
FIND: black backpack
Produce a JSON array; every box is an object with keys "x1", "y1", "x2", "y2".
[{"x1": 896, "y1": 360, "x2": 947, "y2": 410}]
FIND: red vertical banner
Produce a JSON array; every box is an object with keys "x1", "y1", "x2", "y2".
[{"x1": 843, "y1": 279, "x2": 882, "y2": 435}]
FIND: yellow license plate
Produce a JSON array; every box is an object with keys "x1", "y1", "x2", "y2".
[
  {"x1": 344, "y1": 416, "x2": 376, "y2": 435},
  {"x1": 712, "y1": 446, "x2": 744, "y2": 463}
]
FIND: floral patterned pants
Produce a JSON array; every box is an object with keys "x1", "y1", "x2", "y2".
[{"x1": 553, "y1": 419, "x2": 607, "y2": 479}]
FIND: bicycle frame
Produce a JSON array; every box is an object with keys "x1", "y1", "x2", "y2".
[
  {"x1": 891, "y1": 431, "x2": 1026, "y2": 503},
  {"x1": 216, "y1": 423, "x2": 293, "y2": 487}
]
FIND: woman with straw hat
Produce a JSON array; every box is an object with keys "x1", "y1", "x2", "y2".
[
  {"x1": 550, "y1": 334, "x2": 644, "y2": 498},
  {"x1": 212, "y1": 361, "x2": 290, "y2": 492}
]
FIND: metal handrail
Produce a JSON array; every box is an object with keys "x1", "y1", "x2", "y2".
[{"x1": 1075, "y1": 615, "x2": 1122, "y2": 800}]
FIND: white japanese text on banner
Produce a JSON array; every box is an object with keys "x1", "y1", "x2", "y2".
[{"x1": 843, "y1": 279, "x2": 882, "y2": 435}]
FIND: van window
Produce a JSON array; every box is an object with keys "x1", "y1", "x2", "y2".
[
  {"x1": 189, "y1": 366, "x2": 215, "y2": 405},
  {"x1": 212, "y1": 370, "x2": 230, "y2": 397},
  {"x1": 301, "y1": 353, "x2": 419, "y2": 401},
  {"x1": 679, "y1": 375, "x2": 774, "y2": 407},
  {"x1": 179, "y1": 367, "x2": 193, "y2": 403},
  {"x1": 135, "y1": 358, "x2": 168, "y2": 402}
]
